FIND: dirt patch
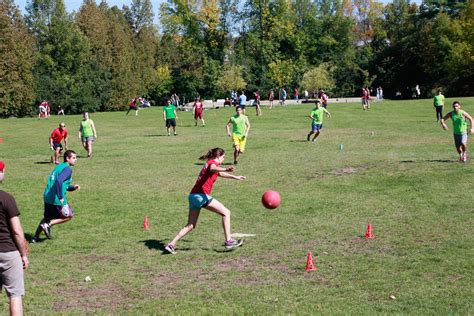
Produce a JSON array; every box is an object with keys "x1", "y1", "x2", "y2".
[
  {"x1": 447, "y1": 274, "x2": 463, "y2": 282},
  {"x1": 54, "y1": 282, "x2": 130, "y2": 313},
  {"x1": 332, "y1": 167, "x2": 360, "y2": 175}
]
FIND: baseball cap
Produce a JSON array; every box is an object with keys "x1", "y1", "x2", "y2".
[{"x1": 0, "y1": 161, "x2": 4, "y2": 172}]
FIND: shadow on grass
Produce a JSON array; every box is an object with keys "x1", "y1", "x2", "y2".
[
  {"x1": 401, "y1": 159, "x2": 454, "y2": 163},
  {"x1": 193, "y1": 162, "x2": 234, "y2": 166},
  {"x1": 34, "y1": 161, "x2": 52, "y2": 165},
  {"x1": 25, "y1": 233, "x2": 45, "y2": 244},
  {"x1": 289, "y1": 140, "x2": 309, "y2": 143},
  {"x1": 143, "y1": 134, "x2": 169, "y2": 137}
]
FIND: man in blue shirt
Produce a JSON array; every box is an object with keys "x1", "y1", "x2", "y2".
[{"x1": 239, "y1": 91, "x2": 247, "y2": 114}]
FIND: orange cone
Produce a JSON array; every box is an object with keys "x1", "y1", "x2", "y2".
[
  {"x1": 143, "y1": 216, "x2": 150, "y2": 230},
  {"x1": 305, "y1": 251, "x2": 316, "y2": 271},
  {"x1": 365, "y1": 222, "x2": 374, "y2": 239}
]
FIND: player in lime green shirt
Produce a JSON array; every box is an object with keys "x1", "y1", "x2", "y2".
[
  {"x1": 163, "y1": 100, "x2": 178, "y2": 136},
  {"x1": 307, "y1": 101, "x2": 331, "y2": 142},
  {"x1": 78, "y1": 112, "x2": 97, "y2": 158},
  {"x1": 441, "y1": 101, "x2": 474, "y2": 162},
  {"x1": 226, "y1": 107, "x2": 250, "y2": 165},
  {"x1": 433, "y1": 90, "x2": 445, "y2": 122}
]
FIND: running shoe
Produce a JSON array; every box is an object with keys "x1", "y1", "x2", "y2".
[
  {"x1": 225, "y1": 239, "x2": 243, "y2": 250},
  {"x1": 41, "y1": 222, "x2": 52, "y2": 239},
  {"x1": 165, "y1": 244, "x2": 177, "y2": 255}
]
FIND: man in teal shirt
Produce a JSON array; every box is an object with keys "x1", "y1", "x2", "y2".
[
  {"x1": 163, "y1": 99, "x2": 178, "y2": 136},
  {"x1": 441, "y1": 101, "x2": 474, "y2": 162},
  {"x1": 32, "y1": 150, "x2": 80, "y2": 242},
  {"x1": 307, "y1": 100, "x2": 331, "y2": 142},
  {"x1": 433, "y1": 90, "x2": 445, "y2": 122}
]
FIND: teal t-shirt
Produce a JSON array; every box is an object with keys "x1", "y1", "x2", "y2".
[
  {"x1": 231, "y1": 115, "x2": 249, "y2": 137},
  {"x1": 163, "y1": 105, "x2": 176, "y2": 119},
  {"x1": 43, "y1": 163, "x2": 72, "y2": 205},
  {"x1": 310, "y1": 108, "x2": 328, "y2": 125},
  {"x1": 452, "y1": 110, "x2": 467, "y2": 135}
]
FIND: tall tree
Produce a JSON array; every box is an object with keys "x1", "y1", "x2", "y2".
[{"x1": 0, "y1": 0, "x2": 36, "y2": 117}]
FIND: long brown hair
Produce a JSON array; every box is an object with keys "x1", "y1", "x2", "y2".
[{"x1": 199, "y1": 148, "x2": 225, "y2": 160}]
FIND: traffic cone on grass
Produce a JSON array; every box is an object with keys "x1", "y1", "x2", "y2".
[
  {"x1": 143, "y1": 216, "x2": 150, "y2": 230},
  {"x1": 305, "y1": 251, "x2": 316, "y2": 271},
  {"x1": 365, "y1": 222, "x2": 374, "y2": 239}
]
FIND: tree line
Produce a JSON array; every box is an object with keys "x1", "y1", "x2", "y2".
[{"x1": 0, "y1": 0, "x2": 472, "y2": 117}]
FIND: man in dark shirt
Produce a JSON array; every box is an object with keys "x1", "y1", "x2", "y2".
[{"x1": 0, "y1": 161, "x2": 29, "y2": 315}]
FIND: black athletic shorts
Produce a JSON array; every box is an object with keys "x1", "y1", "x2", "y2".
[
  {"x1": 44, "y1": 202, "x2": 74, "y2": 219},
  {"x1": 166, "y1": 119, "x2": 176, "y2": 127},
  {"x1": 52, "y1": 141, "x2": 62, "y2": 151}
]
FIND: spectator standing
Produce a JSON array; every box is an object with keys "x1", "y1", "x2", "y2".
[{"x1": 268, "y1": 89, "x2": 275, "y2": 109}]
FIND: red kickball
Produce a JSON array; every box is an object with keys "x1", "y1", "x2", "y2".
[{"x1": 262, "y1": 190, "x2": 281, "y2": 209}]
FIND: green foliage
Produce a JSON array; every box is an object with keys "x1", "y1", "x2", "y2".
[
  {"x1": 301, "y1": 63, "x2": 335, "y2": 94},
  {"x1": 0, "y1": 0, "x2": 36, "y2": 117},
  {"x1": 216, "y1": 64, "x2": 247, "y2": 94}
]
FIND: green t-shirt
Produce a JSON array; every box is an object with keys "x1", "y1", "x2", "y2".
[
  {"x1": 452, "y1": 110, "x2": 467, "y2": 135},
  {"x1": 310, "y1": 107, "x2": 328, "y2": 125},
  {"x1": 80, "y1": 119, "x2": 94, "y2": 137},
  {"x1": 163, "y1": 105, "x2": 176, "y2": 119},
  {"x1": 231, "y1": 114, "x2": 249, "y2": 137},
  {"x1": 43, "y1": 163, "x2": 72, "y2": 206},
  {"x1": 434, "y1": 94, "x2": 445, "y2": 106}
]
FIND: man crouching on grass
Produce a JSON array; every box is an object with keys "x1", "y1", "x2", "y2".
[{"x1": 32, "y1": 150, "x2": 80, "y2": 243}]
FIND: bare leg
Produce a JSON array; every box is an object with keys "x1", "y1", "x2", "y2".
[
  {"x1": 168, "y1": 210, "x2": 200, "y2": 247},
  {"x1": 233, "y1": 147, "x2": 240, "y2": 164},
  {"x1": 55, "y1": 148, "x2": 61, "y2": 163},
  {"x1": 87, "y1": 140, "x2": 93, "y2": 157},
  {"x1": 50, "y1": 217, "x2": 71, "y2": 226},
  {"x1": 307, "y1": 131, "x2": 314, "y2": 141},
  {"x1": 204, "y1": 199, "x2": 231, "y2": 242},
  {"x1": 10, "y1": 296, "x2": 23, "y2": 316},
  {"x1": 201, "y1": 118, "x2": 206, "y2": 126},
  {"x1": 311, "y1": 131, "x2": 321, "y2": 141}
]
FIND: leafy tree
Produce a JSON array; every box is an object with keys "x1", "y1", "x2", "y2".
[
  {"x1": 216, "y1": 64, "x2": 246, "y2": 95},
  {"x1": 300, "y1": 64, "x2": 335, "y2": 94},
  {"x1": 0, "y1": 0, "x2": 36, "y2": 117}
]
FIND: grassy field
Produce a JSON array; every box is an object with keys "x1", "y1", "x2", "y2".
[{"x1": 0, "y1": 98, "x2": 473, "y2": 314}]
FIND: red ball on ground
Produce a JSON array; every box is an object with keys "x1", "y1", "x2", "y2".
[{"x1": 262, "y1": 190, "x2": 281, "y2": 209}]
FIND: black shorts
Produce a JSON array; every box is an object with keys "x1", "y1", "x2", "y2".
[
  {"x1": 44, "y1": 203, "x2": 74, "y2": 219},
  {"x1": 52, "y1": 141, "x2": 62, "y2": 151},
  {"x1": 166, "y1": 119, "x2": 176, "y2": 127}
]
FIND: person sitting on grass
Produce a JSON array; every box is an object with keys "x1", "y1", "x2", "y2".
[{"x1": 165, "y1": 148, "x2": 246, "y2": 254}]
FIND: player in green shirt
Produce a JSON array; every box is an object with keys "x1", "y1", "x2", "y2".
[
  {"x1": 433, "y1": 90, "x2": 445, "y2": 122},
  {"x1": 226, "y1": 107, "x2": 251, "y2": 165},
  {"x1": 307, "y1": 100, "x2": 331, "y2": 142},
  {"x1": 163, "y1": 100, "x2": 178, "y2": 136},
  {"x1": 78, "y1": 112, "x2": 97, "y2": 158},
  {"x1": 441, "y1": 101, "x2": 474, "y2": 162}
]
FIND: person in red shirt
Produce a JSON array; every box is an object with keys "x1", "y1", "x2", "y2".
[
  {"x1": 362, "y1": 86, "x2": 370, "y2": 110},
  {"x1": 193, "y1": 97, "x2": 206, "y2": 127},
  {"x1": 49, "y1": 123, "x2": 68, "y2": 164},
  {"x1": 165, "y1": 148, "x2": 246, "y2": 254},
  {"x1": 320, "y1": 89, "x2": 329, "y2": 109}
]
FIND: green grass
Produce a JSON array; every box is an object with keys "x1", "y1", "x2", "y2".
[{"x1": 0, "y1": 98, "x2": 473, "y2": 314}]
